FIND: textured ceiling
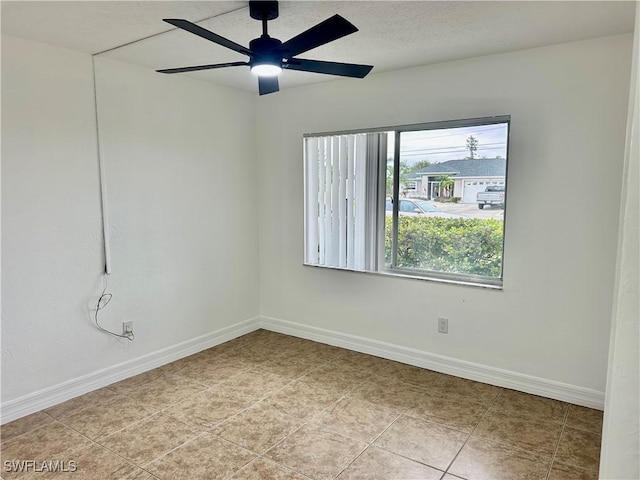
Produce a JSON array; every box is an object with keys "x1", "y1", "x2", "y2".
[
  {"x1": 2, "y1": 1, "x2": 635, "y2": 95},
  {"x1": 1, "y1": 1, "x2": 247, "y2": 54}
]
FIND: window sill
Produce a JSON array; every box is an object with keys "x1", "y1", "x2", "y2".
[{"x1": 303, "y1": 263, "x2": 503, "y2": 290}]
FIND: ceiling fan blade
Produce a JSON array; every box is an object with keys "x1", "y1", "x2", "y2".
[
  {"x1": 284, "y1": 58, "x2": 373, "y2": 78},
  {"x1": 164, "y1": 19, "x2": 253, "y2": 56},
  {"x1": 258, "y1": 76, "x2": 279, "y2": 95},
  {"x1": 279, "y1": 14, "x2": 358, "y2": 58},
  {"x1": 157, "y1": 61, "x2": 248, "y2": 74}
]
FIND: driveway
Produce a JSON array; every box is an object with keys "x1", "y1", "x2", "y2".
[{"x1": 432, "y1": 201, "x2": 504, "y2": 220}]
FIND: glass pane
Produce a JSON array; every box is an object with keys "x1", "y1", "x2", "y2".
[
  {"x1": 395, "y1": 122, "x2": 509, "y2": 279},
  {"x1": 384, "y1": 132, "x2": 395, "y2": 267}
]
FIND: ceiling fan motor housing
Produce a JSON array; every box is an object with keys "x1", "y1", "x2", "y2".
[{"x1": 249, "y1": 1, "x2": 279, "y2": 21}]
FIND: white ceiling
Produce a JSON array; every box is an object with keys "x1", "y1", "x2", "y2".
[{"x1": 2, "y1": 1, "x2": 635, "y2": 95}]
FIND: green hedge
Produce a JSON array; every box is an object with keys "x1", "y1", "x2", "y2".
[{"x1": 385, "y1": 216, "x2": 504, "y2": 277}]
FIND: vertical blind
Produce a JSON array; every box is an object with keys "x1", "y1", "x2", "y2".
[{"x1": 304, "y1": 132, "x2": 385, "y2": 270}]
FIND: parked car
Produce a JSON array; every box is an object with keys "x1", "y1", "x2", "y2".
[
  {"x1": 386, "y1": 198, "x2": 462, "y2": 218},
  {"x1": 477, "y1": 185, "x2": 505, "y2": 209}
]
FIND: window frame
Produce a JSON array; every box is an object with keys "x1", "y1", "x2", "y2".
[{"x1": 303, "y1": 115, "x2": 511, "y2": 289}]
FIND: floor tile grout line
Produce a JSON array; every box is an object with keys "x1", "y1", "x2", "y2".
[
  {"x1": 401, "y1": 399, "x2": 487, "y2": 437},
  {"x1": 453, "y1": 430, "x2": 559, "y2": 467},
  {"x1": 94, "y1": 408, "x2": 199, "y2": 446},
  {"x1": 257, "y1": 399, "x2": 346, "y2": 455},
  {"x1": 1, "y1": 418, "x2": 98, "y2": 469},
  {"x1": 159, "y1": 352, "x2": 341, "y2": 438},
  {"x1": 138, "y1": 430, "x2": 214, "y2": 471},
  {"x1": 338, "y1": 402, "x2": 460, "y2": 474},
  {"x1": 176, "y1": 363, "x2": 342, "y2": 436},
  {"x1": 92, "y1": 437, "x2": 165, "y2": 479},
  {"x1": 207, "y1": 395, "x2": 345, "y2": 479},
  {"x1": 46, "y1": 392, "x2": 128, "y2": 422},
  {"x1": 142, "y1": 370, "x2": 242, "y2": 393},
  {"x1": 52, "y1": 391, "x2": 162, "y2": 431},
  {"x1": 182, "y1": 370, "x2": 357, "y2": 461},
  {"x1": 484, "y1": 405, "x2": 569, "y2": 425},
  {"x1": 332, "y1": 442, "x2": 371, "y2": 479},
  {"x1": 52, "y1": 365, "x2": 266, "y2": 476},
  {"x1": 24, "y1": 413, "x2": 164, "y2": 479},
  {"x1": 320, "y1": 400, "x2": 403, "y2": 450},
  {"x1": 308, "y1": 394, "x2": 405, "y2": 443},
  {"x1": 368, "y1": 404, "x2": 410, "y2": 444},
  {"x1": 249, "y1": 386, "x2": 375, "y2": 479},
  {"x1": 0, "y1": 361, "x2": 330, "y2": 448},
  {"x1": 371, "y1": 443, "x2": 447, "y2": 474},
  {"x1": 55, "y1": 399, "x2": 161, "y2": 443},
  {"x1": 442, "y1": 387, "x2": 503, "y2": 476},
  {"x1": 210, "y1": 405, "x2": 309, "y2": 454},
  {"x1": 38, "y1": 385, "x2": 120, "y2": 420},
  {"x1": 0, "y1": 412, "x2": 59, "y2": 446},
  {"x1": 543, "y1": 403, "x2": 573, "y2": 480},
  {"x1": 543, "y1": 424, "x2": 566, "y2": 480},
  {"x1": 330, "y1": 407, "x2": 410, "y2": 478},
  {"x1": 458, "y1": 395, "x2": 570, "y2": 457},
  {"x1": 37, "y1": 416, "x2": 111, "y2": 452},
  {"x1": 248, "y1": 454, "x2": 315, "y2": 479}
]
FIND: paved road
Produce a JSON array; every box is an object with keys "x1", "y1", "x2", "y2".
[{"x1": 433, "y1": 201, "x2": 504, "y2": 220}]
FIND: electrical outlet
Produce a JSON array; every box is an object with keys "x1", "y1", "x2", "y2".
[
  {"x1": 438, "y1": 317, "x2": 448, "y2": 334},
  {"x1": 122, "y1": 321, "x2": 133, "y2": 336}
]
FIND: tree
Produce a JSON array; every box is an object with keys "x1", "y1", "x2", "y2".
[
  {"x1": 435, "y1": 175, "x2": 454, "y2": 198},
  {"x1": 466, "y1": 135, "x2": 479, "y2": 159},
  {"x1": 410, "y1": 160, "x2": 432, "y2": 172},
  {"x1": 386, "y1": 161, "x2": 411, "y2": 196}
]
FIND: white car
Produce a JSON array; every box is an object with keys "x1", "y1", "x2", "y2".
[{"x1": 386, "y1": 199, "x2": 463, "y2": 218}]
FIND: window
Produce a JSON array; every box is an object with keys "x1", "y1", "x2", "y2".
[{"x1": 304, "y1": 116, "x2": 510, "y2": 287}]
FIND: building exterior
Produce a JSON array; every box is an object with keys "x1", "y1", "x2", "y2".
[{"x1": 405, "y1": 158, "x2": 506, "y2": 203}]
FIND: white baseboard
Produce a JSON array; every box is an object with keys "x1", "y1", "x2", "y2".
[
  {"x1": 259, "y1": 315, "x2": 605, "y2": 410},
  {"x1": 1, "y1": 317, "x2": 260, "y2": 424},
  {"x1": 1, "y1": 314, "x2": 604, "y2": 424}
]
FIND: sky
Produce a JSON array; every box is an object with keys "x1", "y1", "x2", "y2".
[{"x1": 397, "y1": 123, "x2": 509, "y2": 165}]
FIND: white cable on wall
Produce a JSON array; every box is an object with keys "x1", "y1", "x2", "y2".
[
  {"x1": 90, "y1": 56, "x2": 134, "y2": 341},
  {"x1": 91, "y1": 56, "x2": 112, "y2": 275}
]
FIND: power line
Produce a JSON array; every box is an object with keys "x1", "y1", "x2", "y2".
[
  {"x1": 400, "y1": 125, "x2": 507, "y2": 142},
  {"x1": 400, "y1": 146, "x2": 506, "y2": 157},
  {"x1": 400, "y1": 146, "x2": 506, "y2": 156},
  {"x1": 400, "y1": 142, "x2": 506, "y2": 154}
]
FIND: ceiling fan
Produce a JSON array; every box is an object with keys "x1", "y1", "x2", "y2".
[{"x1": 157, "y1": 1, "x2": 373, "y2": 95}]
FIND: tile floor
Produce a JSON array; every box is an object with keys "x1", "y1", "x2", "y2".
[{"x1": 0, "y1": 329, "x2": 603, "y2": 480}]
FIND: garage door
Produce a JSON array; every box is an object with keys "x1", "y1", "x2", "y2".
[{"x1": 463, "y1": 181, "x2": 489, "y2": 204}]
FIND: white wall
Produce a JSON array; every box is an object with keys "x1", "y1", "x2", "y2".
[
  {"x1": 2, "y1": 35, "x2": 103, "y2": 401},
  {"x1": 1, "y1": 31, "x2": 634, "y2": 420},
  {"x1": 256, "y1": 35, "x2": 633, "y2": 396},
  {"x1": 93, "y1": 56, "x2": 259, "y2": 351},
  {"x1": 1, "y1": 36, "x2": 259, "y2": 405},
  {"x1": 600, "y1": 6, "x2": 640, "y2": 478}
]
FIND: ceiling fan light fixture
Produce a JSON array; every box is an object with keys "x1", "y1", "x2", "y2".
[{"x1": 250, "y1": 62, "x2": 282, "y2": 77}]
